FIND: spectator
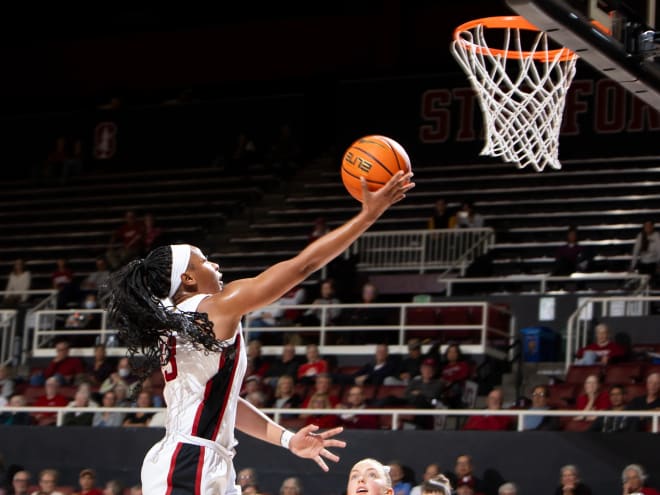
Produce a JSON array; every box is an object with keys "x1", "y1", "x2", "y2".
[
  {"x1": 62, "y1": 384, "x2": 95, "y2": 426},
  {"x1": 244, "y1": 390, "x2": 267, "y2": 408},
  {"x1": 60, "y1": 138, "x2": 84, "y2": 184},
  {"x1": 439, "y1": 344, "x2": 471, "y2": 409},
  {"x1": 300, "y1": 279, "x2": 342, "y2": 326},
  {"x1": 0, "y1": 395, "x2": 32, "y2": 425},
  {"x1": 113, "y1": 382, "x2": 131, "y2": 407},
  {"x1": 279, "y1": 477, "x2": 303, "y2": 495},
  {"x1": 388, "y1": 461, "x2": 412, "y2": 495},
  {"x1": 64, "y1": 294, "x2": 101, "y2": 346},
  {"x1": 301, "y1": 391, "x2": 339, "y2": 428},
  {"x1": 245, "y1": 286, "x2": 305, "y2": 342},
  {"x1": 74, "y1": 469, "x2": 102, "y2": 495},
  {"x1": 630, "y1": 220, "x2": 660, "y2": 287},
  {"x1": 32, "y1": 376, "x2": 69, "y2": 426},
  {"x1": 123, "y1": 390, "x2": 154, "y2": 427},
  {"x1": 92, "y1": 390, "x2": 125, "y2": 427},
  {"x1": 237, "y1": 469, "x2": 258, "y2": 494},
  {"x1": 296, "y1": 344, "x2": 329, "y2": 383},
  {"x1": 301, "y1": 373, "x2": 340, "y2": 408},
  {"x1": 405, "y1": 358, "x2": 444, "y2": 429},
  {"x1": 80, "y1": 258, "x2": 110, "y2": 296},
  {"x1": 102, "y1": 480, "x2": 123, "y2": 495},
  {"x1": 422, "y1": 476, "x2": 452, "y2": 495},
  {"x1": 43, "y1": 340, "x2": 85, "y2": 385},
  {"x1": 462, "y1": 388, "x2": 514, "y2": 431},
  {"x1": 522, "y1": 385, "x2": 560, "y2": 431},
  {"x1": 31, "y1": 469, "x2": 63, "y2": 495},
  {"x1": 0, "y1": 365, "x2": 15, "y2": 400},
  {"x1": 449, "y1": 455, "x2": 484, "y2": 495},
  {"x1": 51, "y1": 258, "x2": 78, "y2": 309},
  {"x1": 392, "y1": 338, "x2": 423, "y2": 385},
  {"x1": 129, "y1": 485, "x2": 142, "y2": 495},
  {"x1": 553, "y1": 465, "x2": 592, "y2": 495},
  {"x1": 11, "y1": 471, "x2": 31, "y2": 495},
  {"x1": 106, "y1": 211, "x2": 145, "y2": 270},
  {"x1": 589, "y1": 385, "x2": 635, "y2": 432},
  {"x1": 574, "y1": 374, "x2": 610, "y2": 421},
  {"x1": 308, "y1": 217, "x2": 330, "y2": 244},
  {"x1": 140, "y1": 376, "x2": 164, "y2": 408},
  {"x1": 428, "y1": 199, "x2": 453, "y2": 230},
  {"x1": 264, "y1": 344, "x2": 302, "y2": 388},
  {"x1": 267, "y1": 375, "x2": 302, "y2": 415},
  {"x1": 451, "y1": 202, "x2": 484, "y2": 229},
  {"x1": 142, "y1": 213, "x2": 164, "y2": 254},
  {"x1": 336, "y1": 385, "x2": 379, "y2": 430},
  {"x1": 621, "y1": 464, "x2": 660, "y2": 495},
  {"x1": 2, "y1": 259, "x2": 31, "y2": 308},
  {"x1": 336, "y1": 282, "x2": 391, "y2": 344},
  {"x1": 353, "y1": 343, "x2": 398, "y2": 386},
  {"x1": 88, "y1": 344, "x2": 116, "y2": 386},
  {"x1": 626, "y1": 372, "x2": 660, "y2": 431},
  {"x1": 240, "y1": 375, "x2": 263, "y2": 402},
  {"x1": 574, "y1": 323, "x2": 626, "y2": 366},
  {"x1": 246, "y1": 340, "x2": 270, "y2": 378},
  {"x1": 553, "y1": 226, "x2": 592, "y2": 275},
  {"x1": 411, "y1": 464, "x2": 442, "y2": 495},
  {"x1": 100, "y1": 357, "x2": 139, "y2": 395},
  {"x1": 498, "y1": 483, "x2": 518, "y2": 495}
]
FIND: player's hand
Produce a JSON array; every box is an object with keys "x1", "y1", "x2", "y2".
[
  {"x1": 361, "y1": 171, "x2": 415, "y2": 220},
  {"x1": 288, "y1": 424, "x2": 346, "y2": 472}
]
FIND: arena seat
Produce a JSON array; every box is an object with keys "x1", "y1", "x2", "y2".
[
  {"x1": 604, "y1": 362, "x2": 644, "y2": 385},
  {"x1": 564, "y1": 365, "x2": 603, "y2": 385}
]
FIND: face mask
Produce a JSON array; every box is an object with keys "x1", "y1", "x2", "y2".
[
  {"x1": 84, "y1": 300, "x2": 96, "y2": 309},
  {"x1": 118, "y1": 368, "x2": 130, "y2": 378}
]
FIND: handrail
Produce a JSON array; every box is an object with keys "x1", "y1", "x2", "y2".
[
  {"x1": 30, "y1": 302, "x2": 515, "y2": 359},
  {"x1": 350, "y1": 228, "x2": 495, "y2": 274},
  {"x1": 1, "y1": 406, "x2": 657, "y2": 432},
  {"x1": 565, "y1": 294, "x2": 660, "y2": 372},
  {"x1": 439, "y1": 272, "x2": 649, "y2": 296},
  {"x1": 0, "y1": 310, "x2": 17, "y2": 366}
]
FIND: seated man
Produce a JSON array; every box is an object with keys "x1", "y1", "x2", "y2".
[
  {"x1": 43, "y1": 339, "x2": 85, "y2": 385},
  {"x1": 462, "y1": 388, "x2": 514, "y2": 431},
  {"x1": 625, "y1": 372, "x2": 660, "y2": 431},
  {"x1": 522, "y1": 385, "x2": 560, "y2": 431},
  {"x1": 574, "y1": 323, "x2": 626, "y2": 365},
  {"x1": 589, "y1": 385, "x2": 636, "y2": 432},
  {"x1": 352, "y1": 343, "x2": 399, "y2": 386},
  {"x1": 336, "y1": 385, "x2": 379, "y2": 430}
]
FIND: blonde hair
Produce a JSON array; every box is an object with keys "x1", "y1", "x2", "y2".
[{"x1": 351, "y1": 458, "x2": 392, "y2": 489}]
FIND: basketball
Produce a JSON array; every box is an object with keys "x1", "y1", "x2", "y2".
[{"x1": 341, "y1": 135, "x2": 411, "y2": 202}]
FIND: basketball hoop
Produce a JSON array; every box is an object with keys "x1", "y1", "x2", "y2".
[{"x1": 451, "y1": 16, "x2": 578, "y2": 172}]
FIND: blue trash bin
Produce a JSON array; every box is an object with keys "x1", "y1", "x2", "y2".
[{"x1": 520, "y1": 326, "x2": 559, "y2": 362}]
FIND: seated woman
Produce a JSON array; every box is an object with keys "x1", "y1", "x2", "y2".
[
  {"x1": 439, "y1": 344, "x2": 471, "y2": 408},
  {"x1": 574, "y1": 373, "x2": 610, "y2": 421},
  {"x1": 300, "y1": 392, "x2": 339, "y2": 429}
]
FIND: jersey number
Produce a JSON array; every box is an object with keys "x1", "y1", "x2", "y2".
[{"x1": 163, "y1": 335, "x2": 178, "y2": 381}]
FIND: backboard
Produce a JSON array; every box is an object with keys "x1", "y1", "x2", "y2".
[{"x1": 506, "y1": 0, "x2": 660, "y2": 110}]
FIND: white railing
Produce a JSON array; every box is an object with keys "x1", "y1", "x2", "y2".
[
  {"x1": 565, "y1": 294, "x2": 660, "y2": 372},
  {"x1": 30, "y1": 302, "x2": 515, "y2": 360},
  {"x1": 350, "y1": 228, "x2": 495, "y2": 274},
  {"x1": 440, "y1": 272, "x2": 650, "y2": 296},
  {"x1": 0, "y1": 405, "x2": 657, "y2": 432},
  {"x1": 0, "y1": 310, "x2": 17, "y2": 366}
]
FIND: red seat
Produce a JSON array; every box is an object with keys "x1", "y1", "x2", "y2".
[
  {"x1": 562, "y1": 418, "x2": 594, "y2": 432},
  {"x1": 604, "y1": 363, "x2": 644, "y2": 385},
  {"x1": 624, "y1": 383, "x2": 647, "y2": 401},
  {"x1": 375, "y1": 385, "x2": 407, "y2": 400},
  {"x1": 565, "y1": 365, "x2": 603, "y2": 385},
  {"x1": 643, "y1": 363, "x2": 660, "y2": 378},
  {"x1": 547, "y1": 383, "x2": 578, "y2": 406}
]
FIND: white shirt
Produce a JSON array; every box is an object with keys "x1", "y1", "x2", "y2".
[
  {"x1": 5, "y1": 271, "x2": 31, "y2": 302},
  {"x1": 631, "y1": 231, "x2": 660, "y2": 267}
]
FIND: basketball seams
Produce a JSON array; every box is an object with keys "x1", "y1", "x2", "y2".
[
  {"x1": 352, "y1": 146, "x2": 395, "y2": 177},
  {"x1": 341, "y1": 165, "x2": 387, "y2": 185},
  {"x1": 381, "y1": 138, "x2": 403, "y2": 172}
]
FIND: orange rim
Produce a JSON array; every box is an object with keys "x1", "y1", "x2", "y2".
[{"x1": 453, "y1": 15, "x2": 577, "y2": 62}]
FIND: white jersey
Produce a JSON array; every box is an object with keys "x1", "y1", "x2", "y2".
[{"x1": 142, "y1": 293, "x2": 247, "y2": 495}]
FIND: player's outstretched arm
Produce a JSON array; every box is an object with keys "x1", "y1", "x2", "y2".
[
  {"x1": 217, "y1": 171, "x2": 414, "y2": 320},
  {"x1": 235, "y1": 398, "x2": 346, "y2": 471}
]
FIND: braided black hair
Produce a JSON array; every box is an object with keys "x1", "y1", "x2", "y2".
[{"x1": 103, "y1": 245, "x2": 226, "y2": 391}]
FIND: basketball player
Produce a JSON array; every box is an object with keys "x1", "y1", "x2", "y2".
[
  {"x1": 105, "y1": 172, "x2": 414, "y2": 495},
  {"x1": 346, "y1": 459, "x2": 451, "y2": 495}
]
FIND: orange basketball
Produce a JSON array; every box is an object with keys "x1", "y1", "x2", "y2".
[{"x1": 341, "y1": 135, "x2": 411, "y2": 202}]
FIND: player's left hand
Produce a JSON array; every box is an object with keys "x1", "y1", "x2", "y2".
[{"x1": 288, "y1": 424, "x2": 346, "y2": 471}]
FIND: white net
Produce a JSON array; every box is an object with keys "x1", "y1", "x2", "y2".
[{"x1": 451, "y1": 21, "x2": 578, "y2": 171}]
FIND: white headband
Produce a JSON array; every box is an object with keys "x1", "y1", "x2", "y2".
[{"x1": 169, "y1": 244, "x2": 191, "y2": 299}]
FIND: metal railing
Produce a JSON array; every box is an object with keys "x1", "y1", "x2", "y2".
[
  {"x1": 565, "y1": 294, "x2": 660, "y2": 372},
  {"x1": 0, "y1": 310, "x2": 17, "y2": 366},
  {"x1": 30, "y1": 302, "x2": 515, "y2": 360},
  {"x1": 439, "y1": 272, "x2": 650, "y2": 296},
  {"x1": 0, "y1": 405, "x2": 657, "y2": 432},
  {"x1": 350, "y1": 228, "x2": 495, "y2": 274}
]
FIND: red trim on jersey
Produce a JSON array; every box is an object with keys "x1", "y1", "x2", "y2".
[
  {"x1": 165, "y1": 442, "x2": 183, "y2": 495},
  {"x1": 194, "y1": 446, "x2": 205, "y2": 495},
  {"x1": 210, "y1": 333, "x2": 242, "y2": 440}
]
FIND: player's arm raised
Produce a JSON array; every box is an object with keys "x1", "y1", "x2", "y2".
[{"x1": 215, "y1": 172, "x2": 413, "y2": 321}]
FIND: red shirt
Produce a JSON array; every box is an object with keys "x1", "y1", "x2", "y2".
[
  {"x1": 116, "y1": 222, "x2": 144, "y2": 249},
  {"x1": 302, "y1": 393, "x2": 340, "y2": 408},
  {"x1": 44, "y1": 357, "x2": 85, "y2": 381},
  {"x1": 462, "y1": 413, "x2": 514, "y2": 431},
  {"x1": 77, "y1": 489, "x2": 103, "y2": 495},
  {"x1": 575, "y1": 341, "x2": 625, "y2": 361},
  {"x1": 441, "y1": 361, "x2": 470, "y2": 384},
  {"x1": 576, "y1": 390, "x2": 611, "y2": 411},
  {"x1": 51, "y1": 269, "x2": 73, "y2": 289},
  {"x1": 297, "y1": 360, "x2": 328, "y2": 380},
  {"x1": 304, "y1": 414, "x2": 340, "y2": 429},
  {"x1": 33, "y1": 393, "x2": 69, "y2": 423}
]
